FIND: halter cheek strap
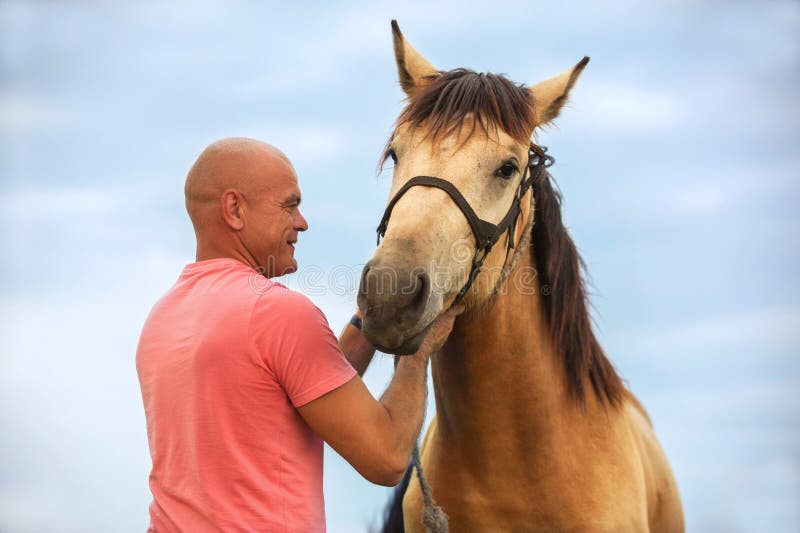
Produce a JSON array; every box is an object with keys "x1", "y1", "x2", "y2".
[{"x1": 375, "y1": 144, "x2": 552, "y2": 304}]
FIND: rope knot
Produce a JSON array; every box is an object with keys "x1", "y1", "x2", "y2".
[
  {"x1": 422, "y1": 504, "x2": 449, "y2": 533},
  {"x1": 412, "y1": 445, "x2": 450, "y2": 533}
]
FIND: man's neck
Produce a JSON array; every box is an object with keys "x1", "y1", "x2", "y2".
[{"x1": 195, "y1": 243, "x2": 258, "y2": 272}]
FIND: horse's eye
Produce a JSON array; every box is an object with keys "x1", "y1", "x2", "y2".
[
  {"x1": 386, "y1": 149, "x2": 398, "y2": 164},
  {"x1": 496, "y1": 162, "x2": 517, "y2": 180}
]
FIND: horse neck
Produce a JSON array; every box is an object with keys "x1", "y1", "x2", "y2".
[{"x1": 431, "y1": 249, "x2": 577, "y2": 449}]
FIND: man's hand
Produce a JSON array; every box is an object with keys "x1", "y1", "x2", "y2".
[
  {"x1": 409, "y1": 305, "x2": 465, "y2": 364},
  {"x1": 338, "y1": 309, "x2": 375, "y2": 377}
]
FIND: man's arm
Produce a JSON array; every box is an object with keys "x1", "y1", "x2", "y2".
[
  {"x1": 298, "y1": 307, "x2": 462, "y2": 486},
  {"x1": 338, "y1": 311, "x2": 375, "y2": 377}
]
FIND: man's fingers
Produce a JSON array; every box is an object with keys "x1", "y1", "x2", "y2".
[
  {"x1": 437, "y1": 305, "x2": 465, "y2": 319},
  {"x1": 438, "y1": 305, "x2": 465, "y2": 324}
]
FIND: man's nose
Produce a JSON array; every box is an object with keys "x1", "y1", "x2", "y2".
[{"x1": 295, "y1": 210, "x2": 309, "y2": 231}]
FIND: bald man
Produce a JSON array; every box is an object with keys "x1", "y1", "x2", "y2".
[{"x1": 136, "y1": 138, "x2": 460, "y2": 532}]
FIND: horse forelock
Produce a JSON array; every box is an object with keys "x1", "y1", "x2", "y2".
[{"x1": 394, "y1": 69, "x2": 536, "y2": 146}]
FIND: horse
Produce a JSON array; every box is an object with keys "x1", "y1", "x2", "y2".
[{"x1": 356, "y1": 21, "x2": 684, "y2": 533}]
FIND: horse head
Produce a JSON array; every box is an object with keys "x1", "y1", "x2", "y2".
[{"x1": 358, "y1": 21, "x2": 588, "y2": 355}]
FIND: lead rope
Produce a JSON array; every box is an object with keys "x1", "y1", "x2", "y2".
[
  {"x1": 395, "y1": 353, "x2": 449, "y2": 533},
  {"x1": 412, "y1": 445, "x2": 449, "y2": 532}
]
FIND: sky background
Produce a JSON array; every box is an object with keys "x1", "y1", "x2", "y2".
[{"x1": 1, "y1": 1, "x2": 798, "y2": 531}]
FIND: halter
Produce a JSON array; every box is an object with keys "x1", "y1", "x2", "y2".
[{"x1": 376, "y1": 143, "x2": 553, "y2": 304}]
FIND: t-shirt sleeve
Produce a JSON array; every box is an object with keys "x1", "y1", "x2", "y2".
[{"x1": 250, "y1": 288, "x2": 357, "y2": 407}]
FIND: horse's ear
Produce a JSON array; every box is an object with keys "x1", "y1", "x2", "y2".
[
  {"x1": 529, "y1": 57, "x2": 590, "y2": 126},
  {"x1": 391, "y1": 20, "x2": 438, "y2": 97}
]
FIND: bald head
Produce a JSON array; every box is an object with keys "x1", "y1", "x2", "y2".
[
  {"x1": 185, "y1": 137, "x2": 294, "y2": 231},
  {"x1": 184, "y1": 137, "x2": 308, "y2": 274}
]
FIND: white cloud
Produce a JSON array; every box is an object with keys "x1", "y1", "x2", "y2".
[
  {"x1": 0, "y1": 94, "x2": 70, "y2": 135},
  {"x1": 659, "y1": 380, "x2": 800, "y2": 425},
  {"x1": 271, "y1": 124, "x2": 353, "y2": 165},
  {"x1": 576, "y1": 80, "x2": 686, "y2": 132},
  {"x1": 612, "y1": 306, "x2": 800, "y2": 362},
  {"x1": 225, "y1": 8, "x2": 391, "y2": 97},
  {"x1": 0, "y1": 187, "x2": 118, "y2": 217},
  {"x1": 0, "y1": 178, "x2": 186, "y2": 225},
  {"x1": 604, "y1": 306, "x2": 800, "y2": 372},
  {"x1": 561, "y1": 158, "x2": 799, "y2": 222}
]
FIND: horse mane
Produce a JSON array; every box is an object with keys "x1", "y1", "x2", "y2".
[
  {"x1": 394, "y1": 68, "x2": 625, "y2": 407},
  {"x1": 530, "y1": 159, "x2": 625, "y2": 407}
]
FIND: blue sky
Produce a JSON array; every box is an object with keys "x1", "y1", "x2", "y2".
[{"x1": 1, "y1": 1, "x2": 798, "y2": 531}]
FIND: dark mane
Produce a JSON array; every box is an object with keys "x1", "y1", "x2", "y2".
[
  {"x1": 530, "y1": 156, "x2": 625, "y2": 407},
  {"x1": 396, "y1": 68, "x2": 536, "y2": 145},
  {"x1": 393, "y1": 68, "x2": 625, "y2": 407}
]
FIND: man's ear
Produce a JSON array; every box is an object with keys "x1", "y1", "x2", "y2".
[
  {"x1": 391, "y1": 20, "x2": 438, "y2": 98},
  {"x1": 221, "y1": 189, "x2": 245, "y2": 231},
  {"x1": 528, "y1": 57, "x2": 589, "y2": 127}
]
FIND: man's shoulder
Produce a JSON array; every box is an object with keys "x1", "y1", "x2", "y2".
[
  {"x1": 249, "y1": 286, "x2": 335, "y2": 354},
  {"x1": 252, "y1": 284, "x2": 323, "y2": 323}
]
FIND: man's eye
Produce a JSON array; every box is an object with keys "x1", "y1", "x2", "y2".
[{"x1": 496, "y1": 162, "x2": 517, "y2": 180}]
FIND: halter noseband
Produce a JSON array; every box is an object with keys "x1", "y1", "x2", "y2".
[{"x1": 376, "y1": 144, "x2": 553, "y2": 304}]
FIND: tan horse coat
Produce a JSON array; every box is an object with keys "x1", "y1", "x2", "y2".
[{"x1": 403, "y1": 249, "x2": 684, "y2": 532}]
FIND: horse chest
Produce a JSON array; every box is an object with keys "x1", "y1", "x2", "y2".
[
  {"x1": 403, "y1": 475, "x2": 647, "y2": 533},
  {"x1": 402, "y1": 421, "x2": 650, "y2": 533}
]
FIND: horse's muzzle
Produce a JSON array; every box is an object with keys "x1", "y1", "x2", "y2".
[{"x1": 357, "y1": 259, "x2": 436, "y2": 354}]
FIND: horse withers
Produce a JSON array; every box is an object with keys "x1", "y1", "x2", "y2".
[{"x1": 357, "y1": 21, "x2": 684, "y2": 533}]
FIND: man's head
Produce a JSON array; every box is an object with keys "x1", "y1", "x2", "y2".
[{"x1": 185, "y1": 137, "x2": 308, "y2": 277}]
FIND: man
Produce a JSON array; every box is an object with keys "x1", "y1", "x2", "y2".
[{"x1": 136, "y1": 138, "x2": 460, "y2": 532}]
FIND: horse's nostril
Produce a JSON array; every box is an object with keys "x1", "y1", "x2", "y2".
[
  {"x1": 410, "y1": 271, "x2": 430, "y2": 314},
  {"x1": 357, "y1": 265, "x2": 374, "y2": 315},
  {"x1": 359, "y1": 266, "x2": 371, "y2": 296}
]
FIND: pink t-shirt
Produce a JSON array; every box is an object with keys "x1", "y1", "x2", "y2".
[{"x1": 136, "y1": 258, "x2": 356, "y2": 532}]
